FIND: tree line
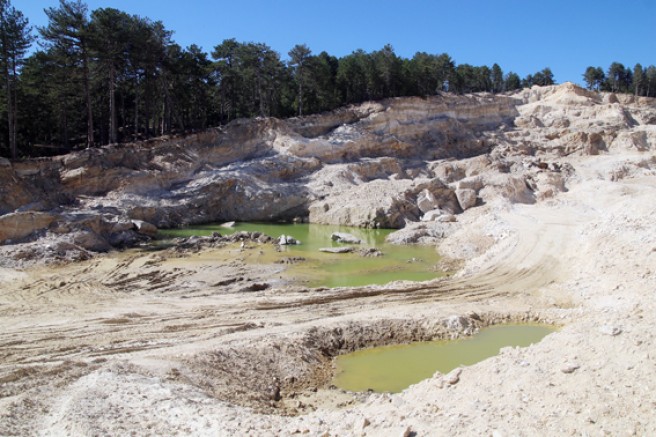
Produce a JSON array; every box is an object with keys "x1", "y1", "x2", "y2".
[
  {"x1": 583, "y1": 62, "x2": 656, "y2": 97},
  {"x1": 0, "y1": 0, "x2": 601, "y2": 159}
]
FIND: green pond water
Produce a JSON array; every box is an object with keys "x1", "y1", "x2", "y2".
[
  {"x1": 160, "y1": 222, "x2": 443, "y2": 288},
  {"x1": 332, "y1": 324, "x2": 555, "y2": 393}
]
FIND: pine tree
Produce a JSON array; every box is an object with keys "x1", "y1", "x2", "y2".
[
  {"x1": 491, "y1": 63, "x2": 504, "y2": 93},
  {"x1": 0, "y1": 0, "x2": 33, "y2": 158},
  {"x1": 212, "y1": 38, "x2": 241, "y2": 122},
  {"x1": 89, "y1": 8, "x2": 133, "y2": 144},
  {"x1": 645, "y1": 66, "x2": 656, "y2": 97},
  {"x1": 632, "y1": 64, "x2": 644, "y2": 96},
  {"x1": 504, "y1": 72, "x2": 521, "y2": 91},
  {"x1": 606, "y1": 62, "x2": 626, "y2": 93},
  {"x1": 288, "y1": 44, "x2": 311, "y2": 116},
  {"x1": 40, "y1": 0, "x2": 95, "y2": 147},
  {"x1": 583, "y1": 67, "x2": 605, "y2": 91},
  {"x1": 583, "y1": 66, "x2": 597, "y2": 90}
]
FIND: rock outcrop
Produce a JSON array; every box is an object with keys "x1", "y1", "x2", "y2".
[
  {"x1": 1, "y1": 83, "x2": 655, "y2": 260},
  {"x1": 0, "y1": 211, "x2": 58, "y2": 244}
]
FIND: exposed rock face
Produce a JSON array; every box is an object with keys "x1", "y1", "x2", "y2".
[
  {"x1": 308, "y1": 174, "x2": 463, "y2": 228},
  {"x1": 0, "y1": 212, "x2": 58, "y2": 244},
  {"x1": 1, "y1": 83, "x2": 655, "y2": 258},
  {"x1": 0, "y1": 160, "x2": 70, "y2": 215},
  {"x1": 277, "y1": 96, "x2": 518, "y2": 163}
]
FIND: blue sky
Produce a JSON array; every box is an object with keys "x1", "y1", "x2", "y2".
[{"x1": 20, "y1": 0, "x2": 656, "y2": 85}]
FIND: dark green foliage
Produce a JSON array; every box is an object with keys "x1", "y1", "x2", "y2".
[
  {"x1": 336, "y1": 49, "x2": 371, "y2": 104},
  {"x1": 0, "y1": 0, "x2": 33, "y2": 158},
  {"x1": 39, "y1": 0, "x2": 95, "y2": 148},
  {"x1": 212, "y1": 39, "x2": 289, "y2": 121},
  {"x1": 303, "y1": 51, "x2": 340, "y2": 113},
  {"x1": 504, "y1": 72, "x2": 522, "y2": 91},
  {"x1": 632, "y1": 64, "x2": 644, "y2": 97},
  {"x1": 582, "y1": 62, "x2": 656, "y2": 97},
  {"x1": 6, "y1": 1, "x2": 568, "y2": 158},
  {"x1": 167, "y1": 44, "x2": 217, "y2": 132},
  {"x1": 583, "y1": 66, "x2": 605, "y2": 91},
  {"x1": 606, "y1": 62, "x2": 627, "y2": 93},
  {"x1": 491, "y1": 64, "x2": 504, "y2": 93},
  {"x1": 5, "y1": 1, "x2": 654, "y2": 158},
  {"x1": 406, "y1": 52, "x2": 439, "y2": 96},
  {"x1": 645, "y1": 66, "x2": 656, "y2": 97},
  {"x1": 288, "y1": 43, "x2": 311, "y2": 116},
  {"x1": 522, "y1": 68, "x2": 555, "y2": 88}
]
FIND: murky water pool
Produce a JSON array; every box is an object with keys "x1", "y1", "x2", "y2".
[
  {"x1": 332, "y1": 324, "x2": 555, "y2": 393},
  {"x1": 160, "y1": 222, "x2": 443, "y2": 288}
]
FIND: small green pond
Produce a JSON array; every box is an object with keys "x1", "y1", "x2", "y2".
[
  {"x1": 332, "y1": 324, "x2": 555, "y2": 393},
  {"x1": 160, "y1": 222, "x2": 443, "y2": 288}
]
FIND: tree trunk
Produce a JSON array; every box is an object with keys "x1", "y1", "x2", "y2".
[
  {"x1": 7, "y1": 76, "x2": 15, "y2": 158},
  {"x1": 120, "y1": 86, "x2": 126, "y2": 136},
  {"x1": 298, "y1": 64, "x2": 304, "y2": 116},
  {"x1": 144, "y1": 75, "x2": 151, "y2": 138},
  {"x1": 61, "y1": 95, "x2": 69, "y2": 148},
  {"x1": 10, "y1": 58, "x2": 17, "y2": 157},
  {"x1": 82, "y1": 52, "x2": 95, "y2": 148},
  {"x1": 134, "y1": 76, "x2": 139, "y2": 140},
  {"x1": 4, "y1": 48, "x2": 15, "y2": 159},
  {"x1": 109, "y1": 64, "x2": 117, "y2": 144}
]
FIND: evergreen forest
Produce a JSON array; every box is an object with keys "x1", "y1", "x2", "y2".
[{"x1": 1, "y1": 0, "x2": 654, "y2": 158}]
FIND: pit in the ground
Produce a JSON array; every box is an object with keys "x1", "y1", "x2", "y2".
[
  {"x1": 332, "y1": 324, "x2": 555, "y2": 393},
  {"x1": 181, "y1": 315, "x2": 553, "y2": 416}
]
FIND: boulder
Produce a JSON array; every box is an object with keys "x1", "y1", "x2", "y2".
[
  {"x1": 412, "y1": 180, "x2": 462, "y2": 215},
  {"x1": 319, "y1": 246, "x2": 354, "y2": 253},
  {"x1": 108, "y1": 230, "x2": 143, "y2": 247},
  {"x1": 438, "y1": 214, "x2": 457, "y2": 223},
  {"x1": 420, "y1": 209, "x2": 444, "y2": 222},
  {"x1": 445, "y1": 368, "x2": 462, "y2": 385},
  {"x1": 479, "y1": 174, "x2": 536, "y2": 205},
  {"x1": 444, "y1": 315, "x2": 473, "y2": 333},
  {"x1": 278, "y1": 235, "x2": 300, "y2": 245},
  {"x1": 385, "y1": 221, "x2": 454, "y2": 245},
  {"x1": 72, "y1": 230, "x2": 112, "y2": 252},
  {"x1": 456, "y1": 188, "x2": 478, "y2": 210},
  {"x1": 331, "y1": 232, "x2": 361, "y2": 244},
  {"x1": 128, "y1": 206, "x2": 162, "y2": 225},
  {"x1": 430, "y1": 161, "x2": 467, "y2": 183},
  {"x1": 359, "y1": 248, "x2": 383, "y2": 257},
  {"x1": 416, "y1": 189, "x2": 439, "y2": 213},
  {"x1": 111, "y1": 220, "x2": 137, "y2": 233},
  {"x1": 0, "y1": 211, "x2": 58, "y2": 244},
  {"x1": 457, "y1": 176, "x2": 484, "y2": 191},
  {"x1": 132, "y1": 220, "x2": 158, "y2": 237}
]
